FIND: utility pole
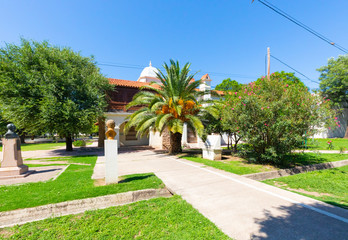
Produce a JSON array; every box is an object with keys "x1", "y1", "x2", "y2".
[{"x1": 267, "y1": 47, "x2": 270, "y2": 79}]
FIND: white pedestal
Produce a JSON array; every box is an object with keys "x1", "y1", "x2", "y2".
[
  {"x1": 202, "y1": 135, "x2": 222, "y2": 160},
  {"x1": 104, "y1": 140, "x2": 118, "y2": 184}
]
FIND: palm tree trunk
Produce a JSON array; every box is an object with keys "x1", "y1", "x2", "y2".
[{"x1": 169, "y1": 132, "x2": 182, "y2": 154}]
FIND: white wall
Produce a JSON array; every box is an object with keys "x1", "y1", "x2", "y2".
[{"x1": 105, "y1": 112, "x2": 149, "y2": 146}]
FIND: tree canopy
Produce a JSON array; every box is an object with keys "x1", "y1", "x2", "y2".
[
  {"x1": 318, "y1": 55, "x2": 348, "y2": 108},
  {"x1": 215, "y1": 78, "x2": 243, "y2": 92},
  {"x1": 0, "y1": 39, "x2": 111, "y2": 150}
]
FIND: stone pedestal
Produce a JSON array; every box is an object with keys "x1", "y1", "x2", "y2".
[
  {"x1": 202, "y1": 135, "x2": 222, "y2": 161},
  {"x1": 0, "y1": 138, "x2": 33, "y2": 179},
  {"x1": 105, "y1": 140, "x2": 118, "y2": 184}
]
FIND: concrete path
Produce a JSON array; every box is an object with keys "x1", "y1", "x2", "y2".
[{"x1": 97, "y1": 149, "x2": 348, "y2": 240}]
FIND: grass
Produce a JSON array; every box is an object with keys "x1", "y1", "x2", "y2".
[
  {"x1": 301, "y1": 138, "x2": 348, "y2": 151},
  {"x1": 0, "y1": 155, "x2": 164, "y2": 212},
  {"x1": 281, "y1": 153, "x2": 348, "y2": 167},
  {"x1": 263, "y1": 165, "x2": 348, "y2": 209},
  {"x1": 0, "y1": 141, "x2": 94, "y2": 152},
  {"x1": 181, "y1": 155, "x2": 276, "y2": 175},
  {"x1": 181, "y1": 153, "x2": 348, "y2": 175},
  {"x1": 0, "y1": 196, "x2": 230, "y2": 240}
]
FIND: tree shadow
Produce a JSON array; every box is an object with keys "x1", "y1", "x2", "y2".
[
  {"x1": 118, "y1": 174, "x2": 153, "y2": 183},
  {"x1": 250, "y1": 202, "x2": 348, "y2": 240}
]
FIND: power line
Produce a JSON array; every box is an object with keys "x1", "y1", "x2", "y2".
[
  {"x1": 255, "y1": 0, "x2": 348, "y2": 53},
  {"x1": 270, "y1": 54, "x2": 320, "y2": 84},
  {"x1": 97, "y1": 62, "x2": 259, "y2": 80}
]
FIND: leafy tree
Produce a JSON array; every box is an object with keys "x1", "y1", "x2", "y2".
[
  {"x1": 318, "y1": 55, "x2": 348, "y2": 137},
  {"x1": 0, "y1": 39, "x2": 111, "y2": 151},
  {"x1": 125, "y1": 60, "x2": 206, "y2": 154},
  {"x1": 255, "y1": 71, "x2": 306, "y2": 88},
  {"x1": 222, "y1": 74, "x2": 336, "y2": 165},
  {"x1": 215, "y1": 78, "x2": 243, "y2": 92}
]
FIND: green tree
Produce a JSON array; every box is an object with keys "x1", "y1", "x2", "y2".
[
  {"x1": 318, "y1": 55, "x2": 348, "y2": 137},
  {"x1": 125, "y1": 60, "x2": 206, "y2": 154},
  {"x1": 215, "y1": 78, "x2": 243, "y2": 92},
  {"x1": 222, "y1": 74, "x2": 336, "y2": 165},
  {"x1": 0, "y1": 39, "x2": 111, "y2": 151},
  {"x1": 255, "y1": 71, "x2": 306, "y2": 88}
]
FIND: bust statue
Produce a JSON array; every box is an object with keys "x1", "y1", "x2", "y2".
[
  {"x1": 5, "y1": 123, "x2": 19, "y2": 139},
  {"x1": 105, "y1": 119, "x2": 117, "y2": 140}
]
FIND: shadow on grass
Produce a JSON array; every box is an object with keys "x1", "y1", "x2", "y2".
[
  {"x1": 251, "y1": 202, "x2": 348, "y2": 240},
  {"x1": 118, "y1": 174, "x2": 153, "y2": 183},
  {"x1": 282, "y1": 153, "x2": 334, "y2": 168}
]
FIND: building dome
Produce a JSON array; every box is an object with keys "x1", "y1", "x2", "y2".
[{"x1": 138, "y1": 61, "x2": 159, "y2": 82}]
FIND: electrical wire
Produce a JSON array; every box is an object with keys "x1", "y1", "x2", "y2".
[
  {"x1": 270, "y1": 54, "x2": 320, "y2": 84},
  {"x1": 97, "y1": 62, "x2": 259, "y2": 80},
  {"x1": 255, "y1": 0, "x2": 348, "y2": 53}
]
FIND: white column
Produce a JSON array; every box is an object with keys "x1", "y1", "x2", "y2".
[
  {"x1": 182, "y1": 123, "x2": 188, "y2": 145},
  {"x1": 115, "y1": 126, "x2": 120, "y2": 147},
  {"x1": 105, "y1": 140, "x2": 118, "y2": 184}
]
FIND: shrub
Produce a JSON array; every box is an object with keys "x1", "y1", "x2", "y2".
[
  {"x1": 222, "y1": 72, "x2": 337, "y2": 164},
  {"x1": 327, "y1": 140, "x2": 334, "y2": 150},
  {"x1": 73, "y1": 140, "x2": 86, "y2": 147}
]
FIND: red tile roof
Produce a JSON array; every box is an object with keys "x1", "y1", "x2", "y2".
[
  {"x1": 108, "y1": 78, "x2": 161, "y2": 89},
  {"x1": 108, "y1": 78, "x2": 150, "y2": 88},
  {"x1": 201, "y1": 74, "x2": 210, "y2": 80}
]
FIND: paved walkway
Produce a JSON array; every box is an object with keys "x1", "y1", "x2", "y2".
[{"x1": 95, "y1": 149, "x2": 348, "y2": 240}]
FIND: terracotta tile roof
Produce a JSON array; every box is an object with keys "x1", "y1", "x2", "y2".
[
  {"x1": 108, "y1": 78, "x2": 161, "y2": 89},
  {"x1": 214, "y1": 90, "x2": 225, "y2": 95},
  {"x1": 201, "y1": 74, "x2": 210, "y2": 80},
  {"x1": 108, "y1": 78, "x2": 150, "y2": 88}
]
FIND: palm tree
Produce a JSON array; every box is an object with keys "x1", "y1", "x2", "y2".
[{"x1": 125, "y1": 60, "x2": 207, "y2": 154}]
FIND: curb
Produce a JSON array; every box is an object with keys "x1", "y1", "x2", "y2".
[
  {"x1": 243, "y1": 159, "x2": 348, "y2": 181},
  {"x1": 0, "y1": 188, "x2": 172, "y2": 228}
]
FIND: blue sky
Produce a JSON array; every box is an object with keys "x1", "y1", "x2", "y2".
[{"x1": 1, "y1": 0, "x2": 347, "y2": 90}]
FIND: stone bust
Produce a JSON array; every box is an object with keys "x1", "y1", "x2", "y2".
[
  {"x1": 4, "y1": 123, "x2": 19, "y2": 139},
  {"x1": 105, "y1": 119, "x2": 117, "y2": 140}
]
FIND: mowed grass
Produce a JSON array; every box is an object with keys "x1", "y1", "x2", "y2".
[
  {"x1": 0, "y1": 196, "x2": 230, "y2": 240},
  {"x1": 282, "y1": 153, "x2": 348, "y2": 167},
  {"x1": 181, "y1": 153, "x2": 348, "y2": 175},
  {"x1": 303, "y1": 138, "x2": 348, "y2": 150},
  {"x1": 0, "y1": 141, "x2": 94, "y2": 152},
  {"x1": 181, "y1": 155, "x2": 276, "y2": 175},
  {"x1": 0, "y1": 155, "x2": 164, "y2": 212},
  {"x1": 263, "y1": 165, "x2": 348, "y2": 209}
]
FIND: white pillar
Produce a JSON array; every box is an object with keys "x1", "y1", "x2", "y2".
[
  {"x1": 115, "y1": 126, "x2": 120, "y2": 148},
  {"x1": 182, "y1": 123, "x2": 188, "y2": 145},
  {"x1": 105, "y1": 140, "x2": 118, "y2": 184}
]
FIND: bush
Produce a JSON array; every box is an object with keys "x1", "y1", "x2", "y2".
[
  {"x1": 222, "y1": 72, "x2": 337, "y2": 164},
  {"x1": 73, "y1": 140, "x2": 86, "y2": 147}
]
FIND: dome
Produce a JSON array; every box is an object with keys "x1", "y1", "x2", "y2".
[{"x1": 139, "y1": 61, "x2": 159, "y2": 79}]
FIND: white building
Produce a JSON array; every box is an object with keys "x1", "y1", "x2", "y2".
[{"x1": 105, "y1": 62, "x2": 222, "y2": 148}]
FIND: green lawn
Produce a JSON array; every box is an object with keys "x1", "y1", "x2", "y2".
[
  {"x1": 181, "y1": 155, "x2": 276, "y2": 175},
  {"x1": 302, "y1": 138, "x2": 348, "y2": 151},
  {"x1": 0, "y1": 155, "x2": 164, "y2": 212},
  {"x1": 0, "y1": 196, "x2": 230, "y2": 240},
  {"x1": 263, "y1": 165, "x2": 348, "y2": 209},
  {"x1": 282, "y1": 153, "x2": 348, "y2": 167},
  {"x1": 0, "y1": 141, "x2": 94, "y2": 152},
  {"x1": 181, "y1": 153, "x2": 348, "y2": 175}
]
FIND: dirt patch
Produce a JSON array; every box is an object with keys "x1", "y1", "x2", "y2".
[
  {"x1": 94, "y1": 178, "x2": 105, "y2": 186},
  {"x1": 273, "y1": 181, "x2": 333, "y2": 197},
  {"x1": 0, "y1": 229, "x2": 14, "y2": 238}
]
